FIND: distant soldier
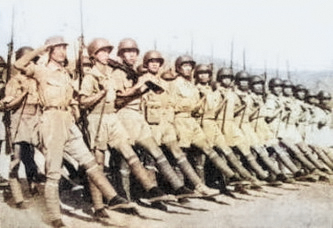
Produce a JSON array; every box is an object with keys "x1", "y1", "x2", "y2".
[
  {"x1": 265, "y1": 78, "x2": 329, "y2": 181},
  {"x1": 232, "y1": 71, "x2": 289, "y2": 183},
  {"x1": 249, "y1": 75, "x2": 304, "y2": 180},
  {"x1": 169, "y1": 56, "x2": 242, "y2": 190},
  {"x1": 216, "y1": 68, "x2": 272, "y2": 184},
  {"x1": 141, "y1": 51, "x2": 219, "y2": 195},
  {"x1": 79, "y1": 38, "x2": 170, "y2": 217},
  {"x1": 4, "y1": 46, "x2": 44, "y2": 209},
  {"x1": 15, "y1": 36, "x2": 133, "y2": 228},
  {"x1": 111, "y1": 38, "x2": 194, "y2": 199}
]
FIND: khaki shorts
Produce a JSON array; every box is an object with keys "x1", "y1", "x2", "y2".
[
  {"x1": 87, "y1": 113, "x2": 131, "y2": 151},
  {"x1": 150, "y1": 120, "x2": 177, "y2": 146}
]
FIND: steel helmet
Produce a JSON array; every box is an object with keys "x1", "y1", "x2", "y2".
[
  {"x1": 317, "y1": 90, "x2": 332, "y2": 100},
  {"x1": 194, "y1": 64, "x2": 212, "y2": 80},
  {"x1": 282, "y1": 79, "x2": 294, "y2": 88},
  {"x1": 250, "y1": 75, "x2": 264, "y2": 86},
  {"x1": 15, "y1": 46, "x2": 33, "y2": 61},
  {"x1": 117, "y1": 38, "x2": 139, "y2": 56},
  {"x1": 235, "y1": 70, "x2": 250, "y2": 84},
  {"x1": 268, "y1": 78, "x2": 283, "y2": 89},
  {"x1": 45, "y1": 36, "x2": 68, "y2": 47},
  {"x1": 175, "y1": 55, "x2": 196, "y2": 73},
  {"x1": 143, "y1": 50, "x2": 164, "y2": 67},
  {"x1": 216, "y1": 67, "x2": 234, "y2": 82},
  {"x1": 87, "y1": 38, "x2": 113, "y2": 57}
]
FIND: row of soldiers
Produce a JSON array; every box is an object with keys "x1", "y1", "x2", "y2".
[{"x1": 0, "y1": 36, "x2": 332, "y2": 228}]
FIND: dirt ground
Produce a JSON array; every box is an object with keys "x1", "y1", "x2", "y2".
[{"x1": 1, "y1": 180, "x2": 333, "y2": 228}]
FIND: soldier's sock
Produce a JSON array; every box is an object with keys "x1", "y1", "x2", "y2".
[
  {"x1": 88, "y1": 178, "x2": 104, "y2": 211},
  {"x1": 281, "y1": 141, "x2": 316, "y2": 171},
  {"x1": 45, "y1": 180, "x2": 61, "y2": 222},
  {"x1": 86, "y1": 162, "x2": 118, "y2": 201},
  {"x1": 297, "y1": 143, "x2": 327, "y2": 170},
  {"x1": 177, "y1": 156, "x2": 202, "y2": 186},
  {"x1": 206, "y1": 148, "x2": 235, "y2": 178},
  {"x1": 254, "y1": 146, "x2": 281, "y2": 175},
  {"x1": 9, "y1": 178, "x2": 24, "y2": 204},
  {"x1": 312, "y1": 146, "x2": 333, "y2": 170},
  {"x1": 245, "y1": 154, "x2": 268, "y2": 180},
  {"x1": 225, "y1": 151, "x2": 253, "y2": 179},
  {"x1": 156, "y1": 155, "x2": 184, "y2": 190},
  {"x1": 273, "y1": 145, "x2": 300, "y2": 174},
  {"x1": 128, "y1": 156, "x2": 156, "y2": 191}
]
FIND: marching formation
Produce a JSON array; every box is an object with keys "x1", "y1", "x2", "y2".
[{"x1": 0, "y1": 36, "x2": 332, "y2": 228}]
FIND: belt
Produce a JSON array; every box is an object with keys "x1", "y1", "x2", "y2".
[{"x1": 43, "y1": 106, "x2": 69, "y2": 111}]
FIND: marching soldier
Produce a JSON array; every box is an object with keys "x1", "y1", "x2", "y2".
[
  {"x1": 14, "y1": 36, "x2": 133, "y2": 228},
  {"x1": 111, "y1": 38, "x2": 194, "y2": 199},
  {"x1": 4, "y1": 46, "x2": 43, "y2": 209},
  {"x1": 249, "y1": 75, "x2": 304, "y2": 180},
  {"x1": 233, "y1": 71, "x2": 287, "y2": 183},
  {"x1": 216, "y1": 68, "x2": 271, "y2": 184},
  {"x1": 265, "y1": 78, "x2": 328, "y2": 181},
  {"x1": 79, "y1": 38, "x2": 171, "y2": 217},
  {"x1": 169, "y1": 56, "x2": 242, "y2": 190},
  {"x1": 141, "y1": 51, "x2": 219, "y2": 195}
]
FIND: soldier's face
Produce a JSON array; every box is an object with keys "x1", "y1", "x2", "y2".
[
  {"x1": 198, "y1": 73, "x2": 210, "y2": 83},
  {"x1": 95, "y1": 48, "x2": 111, "y2": 65},
  {"x1": 122, "y1": 49, "x2": 138, "y2": 66},
  {"x1": 272, "y1": 86, "x2": 282, "y2": 95},
  {"x1": 50, "y1": 45, "x2": 67, "y2": 63},
  {"x1": 283, "y1": 87, "x2": 293, "y2": 97},
  {"x1": 147, "y1": 59, "x2": 161, "y2": 74},
  {"x1": 252, "y1": 83, "x2": 264, "y2": 94},
  {"x1": 180, "y1": 63, "x2": 193, "y2": 77},
  {"x1": 238, "y1": 80, "x2": 249, "y2": 91},
  {"x1": 221, "y1": 77, "x2": 232, "y2": 87}
]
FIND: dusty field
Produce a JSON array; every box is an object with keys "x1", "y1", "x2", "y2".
[{"x1": 1, "y1": 180, "x2": 333, "y2": 228}]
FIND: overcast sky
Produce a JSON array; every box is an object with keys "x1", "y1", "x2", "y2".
[{"x1": 0, "y1": 0, "x2": 333, "y2": 73}]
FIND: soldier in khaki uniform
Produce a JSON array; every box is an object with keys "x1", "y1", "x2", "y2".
[
  {"x1": 249, "y1": 75, "x2": 305, "y2": 180},
  {"x1": 169, "y1": 56, "x2": 242, "y2": 190},
  {"x1": 215, "y1": 68, "x2": 274, "y2": 183},
  {"x1": 15, "y1": 36, "x2": 133, "y2": 228},
  {"x1": 4, "y1": 47, "x2": 43, "y2": 209},
  {"x1": 265, "y1": 78, "x2": 329, "y2": 181},
  {"x1": 111, "y1": 38, "x2": 194, "y2": 198},
  {"x1": 141, "y1": 51, "x2": 219, "y2": 195},
  {"x1": 79, "y1": 39, "x2": 172, "y2": 217}
]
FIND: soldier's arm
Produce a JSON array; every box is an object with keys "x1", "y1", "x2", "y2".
[
  {"x1": 79, "y1": 74, "x2": 107, "y2": 109},
  {"x1": 0, "y1": 90, "x2": 28, "y2": 111},
  {"x1": 14, "y1": 45, "x2": 49, "y2": 76}
]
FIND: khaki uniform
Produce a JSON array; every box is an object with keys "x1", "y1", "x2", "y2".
[
  {"x1": 5, "y1": 72, "x2": 41, "y2": 204},
  {"x1": 142, "y1": 73, "x2": 177, "y2": 146},
  {"x1": 16, "y1": 60, "x2": 118, "y2": 222},
  {"x1": 218, "y1": 87, "x2": 246, "y2": 148},
  {"x1": 111, "y1": 68, "x2": 184, "y2": 191},
  {"x1": 80, "y1": 65, "x2": 130, "y2": 151},
  {"x1": 80, "y1": 64, "x2": 155, "y2": 207},
  {"x1": 196, "y1": 84, "x2": 228, "y2": 148},
  {"x1": 170, "y1": 76, "x2": 207, "y2": 148}
]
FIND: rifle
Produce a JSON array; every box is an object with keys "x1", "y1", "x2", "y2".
[
  {"x1": 107, "y1": 58, "x2": 139, "y2": 84},
  {"x1": 4, "y1": 6, "x2": 15, "y2": 155}
]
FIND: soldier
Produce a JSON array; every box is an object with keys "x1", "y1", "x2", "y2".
[
  {"x1": 169, "y1": 56, "x2": 243, "y2": 191},
  {"x1": 111, "y1": 38, "x2": 194, "y2": 199},
  {"x1": 216, "y1": 68, "x2": 274, "y2": 184},
  {"x1": 249, "y1": 75, "x2": 304, "y2": 180},
  {"x1": 232, "y1": 71, "x2": 288, "y2": 183},
  {"x1": 79, "y1": 39, "x2": 171, "y2": 217},
  {"x1": 15, "y1": 36, "x2": 133, "y2": 228},
  {"x1": 141, "y1": 51, "x2": 219, "y2": 195},
  {"x1": 265, "y1": 78, "x2": 328, "y2": 181},
  {"x1": 4, "y1": 46, "x2": 44, "y2": 209}
]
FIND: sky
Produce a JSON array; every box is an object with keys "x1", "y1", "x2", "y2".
[{"x1": 0, "y1": 0, "x2": 333, "y2": 76}]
